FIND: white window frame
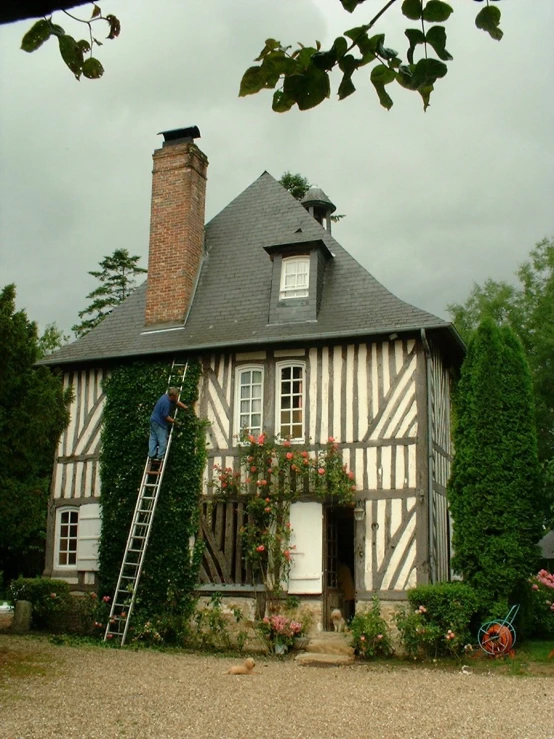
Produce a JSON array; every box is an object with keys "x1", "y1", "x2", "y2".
[
  {"x1": 279, "y1": 256, "x2": 310, "y2": 300},
  {"x1": 275, "y1": 361, "x2": 306, "y2": 442},
  {"x1": 234, "y1": 365, "x2": 264, "y2": 441},
  {"x1": 55, "y1": 507, "x2": 79, "y2": 569}
]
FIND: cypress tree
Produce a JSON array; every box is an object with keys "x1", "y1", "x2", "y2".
[{"x1": 448, "y1": 318, "x2": 542, "y2": 614}]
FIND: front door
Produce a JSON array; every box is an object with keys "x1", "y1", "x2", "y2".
[{"x1": 323, "y1": 506, "x2": 355, "y2": 630}]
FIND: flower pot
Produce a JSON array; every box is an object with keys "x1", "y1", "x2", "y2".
[{"x1": 274, "y1": 641, "x2": 288, "y2": 655}]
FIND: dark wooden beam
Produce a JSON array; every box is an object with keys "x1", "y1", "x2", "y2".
[{"x1": 1, "y1": 1, "x2": 94, "y2": 25}]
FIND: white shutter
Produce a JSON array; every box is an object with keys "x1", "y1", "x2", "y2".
[
  {"x1": 288, "y1": 501, "x2": 323, "y2": 594},
  {"x1": 76, "y1": 503, "x2": 101, "y2": 571}
]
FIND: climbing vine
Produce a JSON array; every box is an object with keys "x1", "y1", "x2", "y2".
[
  {"x1": 211, "y1": 433, "x2": 356, "y2": 600},
  {"x1": 98, "y1": 359, "x2": 206, "y2": 619}
]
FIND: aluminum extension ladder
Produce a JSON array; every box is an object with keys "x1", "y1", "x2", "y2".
[{"x1": 103, "y1": 359, "x2": 189, "y2": 646}]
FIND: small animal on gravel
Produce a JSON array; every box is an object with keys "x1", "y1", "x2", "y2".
[
  {"x1": 227, "y1": 658, "x2": 256, "y2": 675},
  {"x1": 331, "y1": 608, "x2": 346, "y2": 633}
]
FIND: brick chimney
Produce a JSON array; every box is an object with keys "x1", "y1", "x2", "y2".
[{"x1": 145, "y1": 126, "x2": 208, "y2": 327}]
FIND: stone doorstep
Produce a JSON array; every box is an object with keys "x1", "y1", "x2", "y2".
[
  {"x1": 295, "y1": 652, "x2": 355, "y2": 667},
  {"x1": 304, "y1": 632, "x2": 354, "y2": 656}
]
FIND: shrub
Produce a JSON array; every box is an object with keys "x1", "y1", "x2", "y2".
[
  {"x1": 394, "y1": 582, "x2": 481, "y2": 659},
  {"x1": 349, "y1": 599, "x2": 393, "y2": 659},
  {"x1": 9, "y1": 577, "x2": 71, "y2": 630},
  {"x1": 529, "y1": 569, "x2": 554, "y2": 639}
]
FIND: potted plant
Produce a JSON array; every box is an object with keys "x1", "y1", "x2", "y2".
[{"x1": 257, "y1": 613, "x2": 304, "y2": 654}]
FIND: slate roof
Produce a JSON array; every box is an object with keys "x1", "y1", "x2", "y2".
[{"x1": 42, "y1": 172, "x2": 461, "y2": 366}]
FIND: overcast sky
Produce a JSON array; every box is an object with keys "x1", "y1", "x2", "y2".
[{"x1": 1, "y1": 0, "x2": 553, "y2": 337}]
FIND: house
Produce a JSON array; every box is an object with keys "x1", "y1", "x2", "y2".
[{"x1": 41, "y1": 127, "x2": 463, "y2": 630}]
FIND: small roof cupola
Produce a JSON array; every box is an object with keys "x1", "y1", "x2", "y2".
[{"x1": 301, "y1": 187, "x2": 336, "y2": 233}]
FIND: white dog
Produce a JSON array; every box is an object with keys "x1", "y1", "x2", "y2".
[{"x1": 331, "y1": 608, "x2": 346, "y2": 633}]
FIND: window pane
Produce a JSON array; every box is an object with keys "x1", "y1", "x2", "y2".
[
  {"x1": 281, "y1": 367, "x2": 291, "y2": 380},
  {"x1": 251, "y1": 399, "x2": 261, "y2": 412},
  {"x1": 59, "y1": 552, "x2": 67, "y2": 565},
  {"x1": 252, "y1": 371, "x2": 262, "y2": 383},
  {"x1": 292, "y1": 425, "x2": 303, "y2": 438},
  {"x1": 241, "y1": 371, "x2": 251, "y2": 384},
  {"x1": 60, "y1": 525, "x2": 68, "y2": 537},
  {"x1": 68, "y1": 553, "x2": 76, "y2": 565},
  {"x1": 69, "y1": 539, "x2": 77, "y2": 551},
  {"x1": 240, "y1": 386, "x2": 251, "y2": 399}
]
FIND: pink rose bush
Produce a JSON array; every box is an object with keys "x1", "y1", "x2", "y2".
[
  {"x1": 210, "y1": 431, "x2": 357, "y2": 601},
  {"x1": 529, "y1": 569, "x2": 554, "y2": 639},
  {"x1": 350, "y1": 598, "x2": 394, "y2": 659}
]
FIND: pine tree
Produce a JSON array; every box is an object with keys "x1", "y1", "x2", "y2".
[
  {"x1": 72, "y1": 249, "x2": 147, "y2": 338},
  {"x1": 0, "y1": 285, "x2": 72, "y2": 579},
  {"x1": 448, "y1": 318, "x2": 542, "y2": 614}
]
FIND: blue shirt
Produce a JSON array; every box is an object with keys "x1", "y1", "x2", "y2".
[{"x1": 150, "y1": 394, "x2": 174, "y2": 428}]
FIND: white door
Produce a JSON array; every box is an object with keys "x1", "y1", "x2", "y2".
[
  {"x1": 76, "y1": 503, "x2": 101, "y2": 571},
  {"x1": 288, "y1": 501, "x2": 323, "y2": 594}
]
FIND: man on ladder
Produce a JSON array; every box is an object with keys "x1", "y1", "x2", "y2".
[{"x1": 149, "y1": 387, "x2": 187, "y2": 462}]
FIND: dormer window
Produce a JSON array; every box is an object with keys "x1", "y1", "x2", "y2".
[{"x1": 280, "y1": 256, "x2": 310, "y2": 300}]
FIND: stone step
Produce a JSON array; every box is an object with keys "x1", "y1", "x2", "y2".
[
  {"x1": 295, "y1": 652, "x2": 355, "y2": 667},
  {"x1": 304, "y1": 634, "x2": 354, "y2": 656}
]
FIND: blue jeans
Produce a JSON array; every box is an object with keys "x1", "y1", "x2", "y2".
[{"x1": 149, "y1": 420, "x2": 168, "y2": 459}]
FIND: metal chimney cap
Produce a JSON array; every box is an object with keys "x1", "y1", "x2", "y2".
[{"x1": 158, "y1": 126, "x2": 201, "y2": 145}]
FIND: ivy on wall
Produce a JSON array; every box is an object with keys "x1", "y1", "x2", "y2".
[{"x1": 97, "y1": 359, "x2": 206, "y2": 617}]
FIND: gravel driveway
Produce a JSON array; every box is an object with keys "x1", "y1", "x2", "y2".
[{"x1": 1, "y1": 636, "x2": 552, "y2": 739}]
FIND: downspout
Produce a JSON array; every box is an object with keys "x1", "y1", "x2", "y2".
[{"x1": 420, "y1": 329, "x2": 435, "y2": 583}]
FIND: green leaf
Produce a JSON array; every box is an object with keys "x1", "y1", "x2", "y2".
[
  {"x1": 396, "y1": 65, "x2": 418, "y2": 90},
  {"x1": 332, "y1": 36, "x2": 348, "y2": 60},
  {"x1": 239, "y1": 66, "x2": 268, "y2": 96},
  {"x1": 410, "y1": 57, "x2": 447, "y2": 88},
  {"x1": 401, "y1": 0, "x2": 423, "y2": 21},
  {"x1": 425, "y1": 25, "x2": 453, "y2": 61},
  {"x1": 418, "y1": 84, "x2": 434, "y2": 111},
  {"x1": 255, "y1": 38, "x2": 281, "y2": 62},
  {"x1": 338, "y1": 73, "x2": 356, "y2": 101},
  {"x1": 272, "y1": 90, "x2": 295, "y2": 113},
  {"x1": 422, "y1": 1, "x2": 453, "y2": 23},
  {"x1": 58, "y1": 34, "x2": 84, "y2": 80},
  {"x1": 105, "y1": 14, "x2": 121, "y2": 40},
  {"x1": 338, "y1": 54, "x2": 357, "y2": 75},
  {"x1": 48, "y1": 24, "x2": 65, "y2": 37},
  {"x1": 312, "y1": 50, "x2": 336, "y2": 71},
  {"x1": 344, "y1": 26, "x2": 369, "y2": 43},
  {"x1": 82, "y1": 57, "x2": 104, "y2": 79},
  {"x1": 371, "y1": 82, "x2": 394, "y2": 111},
  {"x1": 405, "y1": 28, "x2": 425, "y2": 65},
  {"x1": 370, "y1": 64, "x2": 396, "y2": 86},
  {"x1": 77, "y1": 39, "x2": 91, "y2": 54},
  {"x1": 21, "y1": 19, "x2": 52, "y2": 53},
  {"x1": 283, "y1": 67, "x2": 330, "y2": 111},
  {"x1": 91, "y1": 4, "x2": 101, "y2": 19},
  {"x1": 340, "y1": 0, "x2": 365, "y2": 12},
  {"x1": 475, "y1": 6, "x2": 503, "y2": 41}
]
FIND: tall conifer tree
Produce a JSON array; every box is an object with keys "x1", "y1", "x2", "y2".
[{"x1": 448, "y1": 318, "x2": 542, "y2": 613}]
